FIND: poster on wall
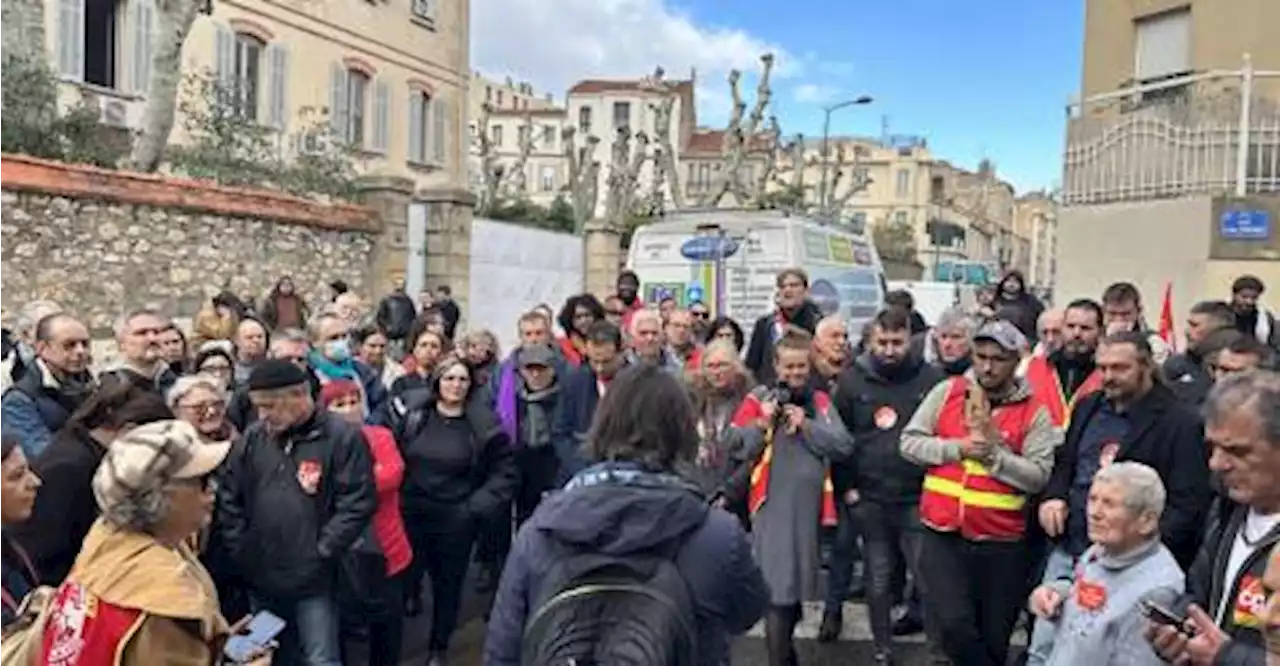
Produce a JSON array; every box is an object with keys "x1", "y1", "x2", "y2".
[{"x1": 468, "y1": 219, "x2": 584, "y2": 351}]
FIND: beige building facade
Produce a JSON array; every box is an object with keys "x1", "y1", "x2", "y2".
[
  {"x1": 1014, "y1": 193, "x2": 1058, "y2": 293},
  {"x1": 468, "y1": 73, "x2": 567, "y2": 207},
  {"x1": 45, "y1": 0, "x2": 471, "y2": 195}
]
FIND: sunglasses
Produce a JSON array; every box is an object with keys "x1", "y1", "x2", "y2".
[{"x1": 691, "y1": 311, "x2": 709, "y2": 319}]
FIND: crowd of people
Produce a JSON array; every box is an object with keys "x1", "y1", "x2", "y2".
[{"x1": 0, "y1": 266, "x2": 1278, "y2": 666}]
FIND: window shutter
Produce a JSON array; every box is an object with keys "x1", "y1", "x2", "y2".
[
  {"x1": 130, "y1": 0, "x2": 156, "y2": 95},
  {"x1": 408, "y1": 93, "x2": 425, "y2": 163},
  {"x1": 432, "y1": 95, "x2": 447, "y2": 165},
  {"x1": 58, "y1": 0, "x2": 85, "y2": 80},
  {"x1": 267, "y1": 43, "x2": 289, "y2": 130},
  {"x1": 214, "y1": 24, "x2": 235, "y2": 83},
  {"x1": 1135, "y1": 10, "x2": 1190, "y2": 80},
  {"x1": 329, "y1": 63, "x2": 348, "y2": 137},
  {"x1": 372, "y1": 80, "x2": 390, "y2": 153}
]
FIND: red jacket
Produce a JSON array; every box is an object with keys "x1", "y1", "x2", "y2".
[
  {"x1": 362, "y1": 425, "x2": 412, "y2": 575},
  {"x1": 557, "y1": 336, "x2": 585, "y2": 367}
]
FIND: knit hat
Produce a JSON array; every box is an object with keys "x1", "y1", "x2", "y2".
[
  {"x1": 93, "y1": 420, "x2": 230, "y2": 515},
  {"x1": 318, "y1": 379, "x2": 361, "y2": 407},
  {"x1": 247, "y1": 359, "x2": 311, "y2": 391}
]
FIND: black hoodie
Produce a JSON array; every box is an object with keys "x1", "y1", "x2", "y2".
[{"x1": 832, "y1": 353, "x2": 944, "y2": 504}]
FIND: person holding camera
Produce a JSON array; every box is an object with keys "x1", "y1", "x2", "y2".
[{"x1": 719, "y1": 326, "x2": 854, "y2": 666}]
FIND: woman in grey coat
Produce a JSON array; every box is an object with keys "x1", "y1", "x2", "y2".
[{"x1": 720, "y1": 330, "x2": 855, "y2": 666}]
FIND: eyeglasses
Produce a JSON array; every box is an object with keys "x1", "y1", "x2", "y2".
[
  {"x1": 199, "y1": 364, "x2": 232, "y2": 374},
  {"x1": 179, "y1": 400, "x2": 226, "y2": 414}
]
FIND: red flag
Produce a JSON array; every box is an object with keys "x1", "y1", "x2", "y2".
[{"x1": 1158, "y1": 282, "x2": 1175, "y2": 346}]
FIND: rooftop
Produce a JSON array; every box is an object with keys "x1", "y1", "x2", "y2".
[{"x1": 567, "y1": 79, "x2": 695, "y2": 96}]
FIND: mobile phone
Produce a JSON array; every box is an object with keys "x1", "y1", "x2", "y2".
[
  {"x1": 1140, "y1": 600, "x2": 1189, "y2": 631},
  {"x1": 223, "y1": 610, "x2": 286, "y2": 663}
]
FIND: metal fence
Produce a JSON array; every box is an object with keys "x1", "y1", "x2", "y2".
[{"x1": 1062, "y1": 55, "x2": 1280, "y2": 205}]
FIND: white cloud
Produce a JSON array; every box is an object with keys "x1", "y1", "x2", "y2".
[
  {"x1": 471, "y1": 0, "x2": 801, "y2": 126},
  {"x1": 792, "y1": 83, "x2": 838, "y2": 104}
]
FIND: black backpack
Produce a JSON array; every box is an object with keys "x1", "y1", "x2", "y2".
[{"x1": 520, "y1": 539, "x2": 699, "y2": 666}]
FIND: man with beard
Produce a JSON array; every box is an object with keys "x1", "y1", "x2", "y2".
[
  {"x1": 1164, "y1": 300, "x2": 1236, "y2": 407},
  {"x1": 745, "y1": 268, "x2": 824, "y2": 387},
  {"x1": 1231, "y1": 275, "x2": 1280, "y2": 352},
  {"x1": 1, "y1": 313, "x2": 95, "y2": 458},
  {"x1": 1027, "y1": 331, "x2": 1210, "y2": 665},
  {"x1": 614, "y1": 270, "x2": 645, "y2": 332},
  {"x1": 1024, "y1": 299, "x2": 1105, "y2": 427},
  {"x1": 825, "y1": 308, "x2": 944, "y2": 663}
]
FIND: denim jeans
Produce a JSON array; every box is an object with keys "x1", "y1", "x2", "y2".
[
  {"x1": 252, "y1": 594, "x2": 342, "y2": 666},
  {"x1": 853, "y1": 501, "x2": 926, "y2": 651},
  {"x1": 824, "y1": 500, "x2": 863, "y2": 609},
  {"x1": 1025, "y1": 546, "x2": 1077, "y2": 666}
]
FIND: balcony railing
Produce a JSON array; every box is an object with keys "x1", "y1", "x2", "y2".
[{"x1": 1062, "y1": 55, "x2": 1280, "y2": 205}]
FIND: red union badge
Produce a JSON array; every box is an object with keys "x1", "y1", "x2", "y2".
[
  {"x1": 873, "y1": 406, "x2": 898, "y2": 430},
  {"x1": 297, "y1": 460, "x2": 322, "y2": 495},
  {"x1": 1076, "y1": 579, "x2": 1107, "y2": 611}
]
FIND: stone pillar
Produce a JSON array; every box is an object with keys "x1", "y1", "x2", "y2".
[
  {"x1": 418, "y1": 187, "x2": 476, "y2": 325},
  {"x1": 583, "y1": 221, "x2": 623, "y2": 300},
  {"x1": 356, "y1": 175, "x2": 415, "y2": 303}
]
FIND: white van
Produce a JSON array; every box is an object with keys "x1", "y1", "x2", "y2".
[{"x1": 626, "y1": 210, "x2": 888, "y2": 340}]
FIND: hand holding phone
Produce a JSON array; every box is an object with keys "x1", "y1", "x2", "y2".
[
  {"x1": 1141, "y1": 600, "x2": 1191, "y2": 634},
  {"x1": 224, "y1": 610, "x2": 286, "y2": 664}
]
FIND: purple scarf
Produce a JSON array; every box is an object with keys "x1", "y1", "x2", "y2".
[{"x1": 495, "y1": 359, "x2": 519, "y2": 443}]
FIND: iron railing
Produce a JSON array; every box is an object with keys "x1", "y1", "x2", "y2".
[{"x1": 1062, "y1": 55, "x2": 1280, "y2": 205}]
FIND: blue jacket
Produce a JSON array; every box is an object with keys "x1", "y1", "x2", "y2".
[
  {"x1": 1, "y1": 362, "x2": 93, "y2": 459},
  {"x1": 484, "y1": 463, "x2": 768, "y2": 666},
  {"x1": 549, "y1": 365, "x2": 605, "y2": 485}
]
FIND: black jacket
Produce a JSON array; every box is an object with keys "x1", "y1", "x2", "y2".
[
  {"x1": 743, "y1": 300, "x2": 823, "y2": 387},
  {"x1": 1178, "y1": 501, "x2": 1278, "y2": 666},
  {"x1": 376, "y1": 292, "x2": 417, "y2": 340},
  {"x1": 1044, "y1": 383, "x2": 1210, "y2": 567},
  {"x1": 832, "y1": 354, "x2": 944, "y2": 505},
  {"x1": 12, "y1": 428, "x2": 105, "y2": 586},
  {"x1": 217, "y1": 410, "x2": 376, "y2": 601},
  {"x1": 1164, "y1": 351, "x2": 1213, "y2": 408},
  {"x1": 227, "y1": 369, "x2": 322, "y2": 432}
]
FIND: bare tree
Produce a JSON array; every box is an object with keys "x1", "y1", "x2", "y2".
[
  {"x1": 127, "y1": 0, "x2": 207, "y2": 172},
  {"x1": 700, "y1": 53, "x2": 775, "y2": 207},
  {"x1": 641, "y1": 67, "x2": 684, "y2": 210},
  {"x1": 826, "y1": 142, "x2": 872, "y2": 210},
  {"x1": 498, "y1": 112, "x2": 538, "y2": 197},
  {"x1": 562, "y1": 126, "x2": 601, "y2": 234},
  {"x1": 603, "y1": 127, "x2": 650, "y2": 229},
  {"x1": 472, "y1": 102, "x2": 504, "y2": 215},
  {"x1": 752, "y1": 114, "x2": 782, "y2": 201}
]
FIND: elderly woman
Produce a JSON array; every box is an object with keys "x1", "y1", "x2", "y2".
[
  {"x1": 39, "y1": 420, "x2": 241, "y2": 664},
  {"x1": 168, "y1": 375, "x2": 235, "y2": 443},
  {"x1": 686, "y1": 341, "x2": 753, "y2": 503},
  {"x1": 1, "y1": 437, "x2": 41, "y2": 628},
  {"x1": 925, "y1": 307, "x2": 975, "y2": 376},
  {"x1": 463, "y1": 329, "x2": 501, "y2": 389},
  {"x1": 1028, "y1": 461, "x2": 1184, "y2": 666}
]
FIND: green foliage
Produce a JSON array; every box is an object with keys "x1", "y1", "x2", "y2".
[
  {"x1": 756, "y1": 183, "x2": 807, "y2": 211},
  {"x1": 873, "y1": 218, "x2": 920, "y2": 264},
  {"x1": 166, "y1": 71, "x2": 359, "y2": 201},
  {"x1": 484, "y1": 195, "x2": 577, "y2": 234},
  {"x1": 0, "y1": 52, "x2": 129, "y2": 167}
]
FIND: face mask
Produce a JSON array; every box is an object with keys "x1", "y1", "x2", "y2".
[{"x1": 324, "y1": 339, "x2": 351, "y2": 362}]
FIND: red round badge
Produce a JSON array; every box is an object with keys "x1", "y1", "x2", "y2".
[{"x1": 874, "y1": 406, "x2": 898, "y2": 430}]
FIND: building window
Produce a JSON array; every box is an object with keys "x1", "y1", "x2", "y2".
[
  {"x1": 345, "y1": 69, "x2": 369, "y2": 146},
  {"x1": 411, "y1": 0, "x2": 435, "y2": 24},
  {"x1": 613, "y1": 101, "x2": 631, "y2": 130},
  {"x1": 542, "y1": 124, "x2": 556, "y2": 148},
  {"x1": 895, "y1": 168, "x2": 911, "y2": 198},
  {"x1": 485, "y1": 86, "x2": 492, "y2": 103},
  {"x1": 578, "y1": 106, "x2": 592, "y2": 135},
  {"x1": 850, "y1": 212, "x2": 868, "y2": 231},
  {"x1": 496, "y1": 90, "x2": 504, "y2": 107},
  {"x1": 409, "y1": 91, "x2": 431, "y2": 163},
  {"x1": 78, "y1": 0, "x2": 121, "y2": 87},
  {"x1": 492, "y1": 124, "x2": 503, "y2": 147},
  {"x1": 517, "y1": 124, "x2": 529, "y2": 147},
  {"x1": 894, "y1": 210, "x2": 909, "y2": 226},
  {"x1": 1134, "y1": 9, "x2": 1191, "y2": 82},
  {"x1": 540, "y1": 166, "x2": 556, "y2": 192},
  {"x1": 232, "y1": 34, "x2": 263, "y2": 119}
]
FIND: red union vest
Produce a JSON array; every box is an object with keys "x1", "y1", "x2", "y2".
[
  {"x1": 918, "y1": 378, "x2": 1041, "y2": 542},
  {"x1": 41, "y1": 580, "x2": 145, "y2": 666},
  {"x1": 1024, "y1": 354, "x2": 1102, "y2": 428},
  {"x1": 732, "y1": 391, "x2": 838, "y2": 527}
]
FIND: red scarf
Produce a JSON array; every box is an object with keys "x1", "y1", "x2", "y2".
[{"x1": 731, "y1": 391, "x2": 838, "y2": 527}]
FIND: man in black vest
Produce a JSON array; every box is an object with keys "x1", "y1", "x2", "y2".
[{"x1": 1, "y1": 313, "x2": 95, "y2": 458}]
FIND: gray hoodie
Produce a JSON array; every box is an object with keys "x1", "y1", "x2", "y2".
[{"x1": 1041, "y1": 538, "x2": 1185, "y2": 666}]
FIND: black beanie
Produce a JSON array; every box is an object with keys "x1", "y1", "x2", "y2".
[{"x1": 247, "y1": 359, "x2": 310, "y2": 391}]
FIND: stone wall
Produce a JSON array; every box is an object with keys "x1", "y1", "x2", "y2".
[{"x1": 0, "y1": 154, "x2": 384, "y2": 335}]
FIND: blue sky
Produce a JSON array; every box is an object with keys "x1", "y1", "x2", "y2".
[
  {"x1": 673, "y1": 0, "x2": 1085, "y2": 192},
  {"x1": 473, "y1": 0, "x2": 1084, "y2": 194}
]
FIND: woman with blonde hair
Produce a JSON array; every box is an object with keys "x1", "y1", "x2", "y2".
[{"x1": 687, "y1": 341, "x2": 754, "y2": 504}]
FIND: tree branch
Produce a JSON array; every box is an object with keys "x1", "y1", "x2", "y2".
[{"x1": 126, "y1": 0, "x2": 205, "y2": 172}]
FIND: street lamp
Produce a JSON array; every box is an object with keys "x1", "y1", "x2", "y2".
[{"x1": 817, "y1": 95, "x2": 874, "y2": 215}]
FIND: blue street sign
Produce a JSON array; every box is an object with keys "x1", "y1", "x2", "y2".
[
  {"x1": 1220, "y1": 209, "x2": 1271, "y2": 240},
  {"x1": 680, "y1": 236, "x2": 741, "y2": 261},
  {"x1": 685, "y1": 284, "x2": 705, "y2": 304}
]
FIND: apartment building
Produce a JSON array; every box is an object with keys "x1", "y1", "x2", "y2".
[
  {"x1": 46, "y1": 0, "x2": 471, "y2": 193},
  {"x1": 1014, "y1": 192, "x2": 1057, "y2": 291},
  {"x1": 468, "y1": 73, "x2": 567, "y2": 206}
]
